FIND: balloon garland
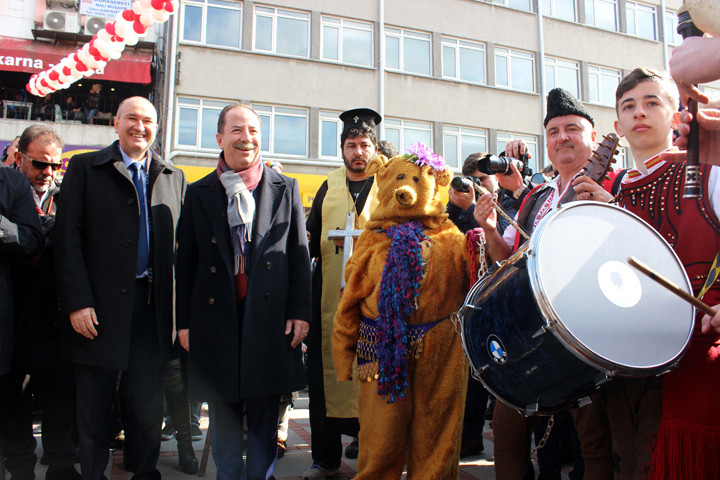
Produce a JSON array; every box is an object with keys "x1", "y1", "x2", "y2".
[{"x1": 26, "y1": 0, "x2": 178, "y2": 97}]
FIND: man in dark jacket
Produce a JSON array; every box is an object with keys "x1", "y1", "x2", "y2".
[
  {"x1": 55, "y1": 96, "x2": 186, "y2": 480},
  {"x1": 176, "y1": 103, "x2": 311, "y2": 480},
  {"x1": 0, "y1": 165, "x2": 44, "y2": 480}
]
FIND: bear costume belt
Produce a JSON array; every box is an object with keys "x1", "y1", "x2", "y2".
[{"x1": 356, "y1": 314, "x2": 447, "y2": 382}]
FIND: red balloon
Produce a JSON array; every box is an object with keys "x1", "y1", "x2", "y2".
[
  {"x1": 106, "y1": 22, "x2": 116, "y2": 35},
  {"x1": 164, "y1": 2, "x2": 174, "y2": 12},
  {"x1": 63, "y1": 66, "x2": 71, "y2": 75},
  {"x1": 89, "y1": 46, "x2": 101, "y2": 57},
  {"x1": 26, "y1": 84, "x2": 33, "y2": 94},
  {"x1": 151, "y1": 0, "x2": 164, "y2": 9},
  {"x1": 112, "y1": 34, "x2": 125, "y2": 42},
  {"x1": 121, "y1": 9, "x2": 135, "y2": 21},
  {"x1": 133, "y1": 20, "x2": 147, "y2": 34},
  {"x1": 76, "y1": 62, "x2": 88, "y2": 72},
  {"x1": 40, "y1": 78, "x2": 49, "y2": 88},
  {"x1": 48, "y1": 70, "x2": 59, "y2": 81}
]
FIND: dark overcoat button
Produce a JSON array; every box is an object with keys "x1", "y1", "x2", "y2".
[
  {"x1": 121, "y1": 286, "x2": 128, "y2": 293},
  {"x1": 210, "y1": 266, "x2": 216, "y2": 273},
  {"x1": 124, "y1": 240, "x2": 131, "y2": 247},
  {"x1": 211, "y1": 236, "x2": 217, "y2": 244},
  {"x1": 265, "y1": 262, "x2": 271, "y2": 269},
  {"x1": 264, "y1": 293, "x2": 270, "y2": 300},
  {"x1": 128, "y1": 198, "x2": 135, "y2": 205}
]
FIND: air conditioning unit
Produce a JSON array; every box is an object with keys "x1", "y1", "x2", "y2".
[
  {"x1": 85, "y1": 16, "x2": 107, "y2": 35},
  {"x1": 43, "y1": 10, "x2": 80, "y2": 33}
]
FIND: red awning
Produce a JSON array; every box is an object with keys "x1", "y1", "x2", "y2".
[{"x1": 0, "y1": 36, "x2": 152, "y2": 84}]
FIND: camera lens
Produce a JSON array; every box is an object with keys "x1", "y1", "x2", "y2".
[{"x1": 450, "y1": 176, "x2": 472, "y2": 192}]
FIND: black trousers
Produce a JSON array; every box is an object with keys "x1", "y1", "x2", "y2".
[
  {"x1": 306, "y1": 325, "x2": 359, "y2": 470},
  {"x1": 74, "y1": 280, "x2": 164, "y2": 480},
  {"x1": 0, "y1": 369, "x2": 36, "y2": 480}
]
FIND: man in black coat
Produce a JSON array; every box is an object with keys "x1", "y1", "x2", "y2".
[
  {"x1": 0, "y1": 164, "x2": 44, "y2": 480},
  {"x1": 176, "y1": 103, "x2": 311, "y2": 480},
  {"x1": 55, "y1": 97, "x2": 186, "y2": 480}
]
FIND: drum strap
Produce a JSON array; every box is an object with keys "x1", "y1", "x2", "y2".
[{"x1": 698, "y1": 249, "x2": 720, "y2": 301}]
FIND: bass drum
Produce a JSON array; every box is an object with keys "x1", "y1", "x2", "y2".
[{"x1": 458, "y1": 201, "x2": 694, "y2": 415}]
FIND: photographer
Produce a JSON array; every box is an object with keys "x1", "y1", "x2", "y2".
[{"x1": 447, "y1": 152, "x2": 529, "y2": 235}]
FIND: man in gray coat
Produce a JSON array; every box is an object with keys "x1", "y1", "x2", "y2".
[
  {"x1": 176, "y1": 103, "x2": 311, "y2": 480},
  {"x1": 55, "y1": 96, "x2": 186, "y2": 480}
]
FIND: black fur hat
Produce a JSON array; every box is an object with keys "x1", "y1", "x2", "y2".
[{"x1": 544, "y1": 88, "x2": 594, "y2": 127}]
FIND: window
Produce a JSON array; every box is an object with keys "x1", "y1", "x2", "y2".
[
  {"x1": 585, "y1": 0, "x2": 617, "y2": 31},
  {"x1": 385, "y1": 27, "x2": 431, "y2": 76},
  {"x1": 626, "y1": 2, "x2": 657, "y2": 40},
  {"x1": 383, "y1": 119, "x2": 433, "y2": 152},
  {"x1": 664, "y1": 11, "x2": 683, "y2": 46},
  {"x1": 443, "y1": 126, "x2": 488, "y2": 170},
  {"x1": 253, "y1": 105, "x2": 308, "y2": 156},
  {"x1": 492, "y1": 0, "x2": 532, "y2": 12},
  {"x1": 544, "y1": 57, "x2": 580, "y2": 98},
  {"x1": 321, "y1": 16, "x2": 373, "y2": 66},
  {"x1": 703, "y1": 87, "x2": 720, "y2": 102},
  {"x1": 496, "y1": 132, "x2": 539, "y2": 171},
  {"x1": 320, "y1": 111, "x2": 342, "y2": 159},
  {"x1": 543, "y1": 0, "x2": 576, "y2": 22},
  {"x1": 588, "y1": 65, "x2": 621, "y2": 106},
  {"x1": 182, "y1": 0, "x2": 242, "y2": 48},
  {"x1": 615, "y1": 146, "x2": 629, "y2": 169},
  {"x1": 254, "y1": 6, "x2": 309, "y2": 57},
  {"x1": 495, "y1": 47, "x2": 535, "y2": 92},
  {"x1": 176, "y1": 97, "x2": 227, "y2": 149},
  {"x1": 442, "y1": 37, "x2": 486, "y2": 84}
]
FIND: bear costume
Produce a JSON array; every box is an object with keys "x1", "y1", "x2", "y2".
[{"x1": 333, "y1": 145, "x2": 470, "y2": 479}]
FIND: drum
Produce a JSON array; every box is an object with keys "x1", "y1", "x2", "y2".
[{"x1": 458, "y1": 201, "x2": 694, "y2": 415}]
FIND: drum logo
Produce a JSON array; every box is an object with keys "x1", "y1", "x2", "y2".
[{"x1": 487, "y1": 335, "x2": 507, "y2": 364}]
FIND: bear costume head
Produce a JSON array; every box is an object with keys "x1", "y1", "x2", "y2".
[{"x1": 365, "y1": 143, "x2": 452, "y2": 230}]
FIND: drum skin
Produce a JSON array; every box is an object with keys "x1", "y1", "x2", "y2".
[{"x1": 461, "y1": 251, "x2": 602, "y2": 415}]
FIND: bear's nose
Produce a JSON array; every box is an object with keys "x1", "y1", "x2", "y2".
[{"x1": 395, "y1": 186, "x2": 417, "y2": 206}]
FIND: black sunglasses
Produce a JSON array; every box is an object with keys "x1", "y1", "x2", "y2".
[{"x1": 21, "y1": 152, "x2": 61, "y2": 171}]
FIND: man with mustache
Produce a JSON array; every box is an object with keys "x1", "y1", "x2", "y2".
[
  {"x1": 474, "y1": 88, "x2": 614, "y2": 480},
  {"x1": 176, "y1": 103, "x2": 310, "y2": 480},
  {"x1": 55, "y1": 96, "x2": 186, "y2": 480},
  {"x1": 303, "y1": 108, "x2": 381, "y2": 479}
]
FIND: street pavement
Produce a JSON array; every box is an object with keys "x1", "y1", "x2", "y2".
[{"x1": 28, "y1": 390, "x2": 577, "y2": 479}]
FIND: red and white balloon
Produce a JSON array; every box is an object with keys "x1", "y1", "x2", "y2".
[{"x1": 26, "y1": 0, "x2": 177, "y2": 97}]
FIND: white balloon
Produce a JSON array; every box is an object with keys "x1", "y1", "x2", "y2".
[
  {"x1": 132, "y1": 1, "x2": 150, "y2": 15},
  {"x1": 140, "y1": 12, "x2": 154, "y2": 27},
  {"x1": 114, "y1": 19, "x2": 131, "y2": 38},
  {"x1": 151, "y1": 9, "x2": 169, "y2": 22},
  {"x1": 139, "y1": 0, "x2": 153, "y2": 8},
  {"x1": 97, "y1": 29, "x2": 112, "y2": 42},
  {"x1": 94, "y1": 39, "x2": 113, "y2": 58},
  {"x1": 83, "y1": 68, "x2": 95, "y2": 77},
  {"x1": 125, "y1": 33, "x2": 139, "y2": 46}
]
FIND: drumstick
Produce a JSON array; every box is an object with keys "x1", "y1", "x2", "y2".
[
  {"x1": 627, "y1": 256, "x2": 716, "y2": 316},
  {"x1": 470, "y1": 183, "x2": 531, "y2": 240}
]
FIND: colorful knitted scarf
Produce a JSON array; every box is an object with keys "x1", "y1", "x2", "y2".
[{"x1": 376, "y1": 220, "x2": 427, "y2": 403}]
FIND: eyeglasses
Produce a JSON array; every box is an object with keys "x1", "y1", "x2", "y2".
[{"x1": 21, "y1": 152, "x2": 61, "y2": 171}]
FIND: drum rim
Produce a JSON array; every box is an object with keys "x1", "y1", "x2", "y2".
[
  {"x1": 458, "y1": 274, "x2": 494, "y2": 375},
  {"x1": 526, "y1": 200, "x2": 694, "y2": 376}
]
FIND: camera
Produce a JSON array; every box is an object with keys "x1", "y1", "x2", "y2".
[
  {"x1": 477, "y1": 152, "x2": 532, "y2": 177},
  {"x1": 450, "y1": 176, "x2": 480, "y2": 194}
]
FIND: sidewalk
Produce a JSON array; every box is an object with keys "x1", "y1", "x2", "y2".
[{"x1": 29, "y1": 390, "x2": 575, "y2": 480}]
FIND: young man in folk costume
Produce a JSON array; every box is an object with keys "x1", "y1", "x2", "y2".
[
  {"x1": 474, "y1": 88, "x2": 615, "y2": 480},
  {"x1": 303, "y1": 108, "x2": 381, "y2": 479},
  {"x1": 613, "y1": 67, "x2": 720, "y2": 479}
]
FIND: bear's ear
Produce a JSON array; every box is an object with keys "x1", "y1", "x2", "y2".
[
  {"x1": 365, "y1": 154, "x2": 388, "y2": 177},
  {"x1": 435, "y1": 168, "x2": 452, "y2": 187}
]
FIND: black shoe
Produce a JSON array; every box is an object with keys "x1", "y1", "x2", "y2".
[
  {"x1": 344, "y1": 437, "x2": 359, "y2": 459},
  {"x1": 460, "y1": 440, "x2": 484, "y2": 458},
  {"x1": 177, "y1": 432, "x2": 199, "y2": 475},
  {"x1": 161, "y1": 422, "x2": 175, "y2": 441},
  {"x1": 46, "y1": 466, "x2": 82, "y2": 480},
  {"x1": 190, "y1": 424, "x2": 203, "y2": 441}
]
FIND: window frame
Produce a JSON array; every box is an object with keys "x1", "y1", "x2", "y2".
[
  {"x1": 626, "y1": 1, "x2": 657, "y2": 40},
  {"x1": 495, "y1": 46, "x2": 536, "y2": 93},
  {"x1": 496, "y1": 131, "x2": 540, "y2": 172},
  {"x1": 442, "y1": 125, "x2": 489, "y2": 170},
  {"x1": 383, "y1": 118, "x2": 434, "y2": 152},
  {"x1": 252, "y1": 5, "x2": 311, "y2": 58},
  {"x1": 663, "y1": 10, "x2": 683, "y2": 46},
  {"x1": 384, "y1": 26, "x2": 432, "y2": 76},
  {"x1": 180, "y1": 0, "x2": 243, "y2": 49},
  {"x1": 175, "y1": 97, "x2": 228, "y2": 150},
  {"x1": 587, "y1": 64, "x2": 622, "y2": 107},
  {"x1": 252, "y1": 103, "x2": 309, "y2": 157},
  {"x1": 543, "y1": 0, "x2": 576, "y2": 22},
  {"x1": 320, "y1": 15, "x2": 374, "y2": 67},
  {"x1": 319, "y1": 110, "x2": 342, "y2": 160},
  {"x1": 544, "y1": 56, "x2": 580, "y2": 97},
  {"x1": 441, "y1": 36, "x2": 487, "y2": 85},
  {"x1": 585, "y1": 0, "x2": 618, "y2": 31}
]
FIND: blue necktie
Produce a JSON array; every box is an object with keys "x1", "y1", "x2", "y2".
[{"x1": 129, "y1": 162, "x2": 149, "y2": 276}]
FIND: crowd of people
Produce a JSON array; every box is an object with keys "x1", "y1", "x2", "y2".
[{"x1": 0, "y1": 31, "x2": 720, "y2": 480}]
